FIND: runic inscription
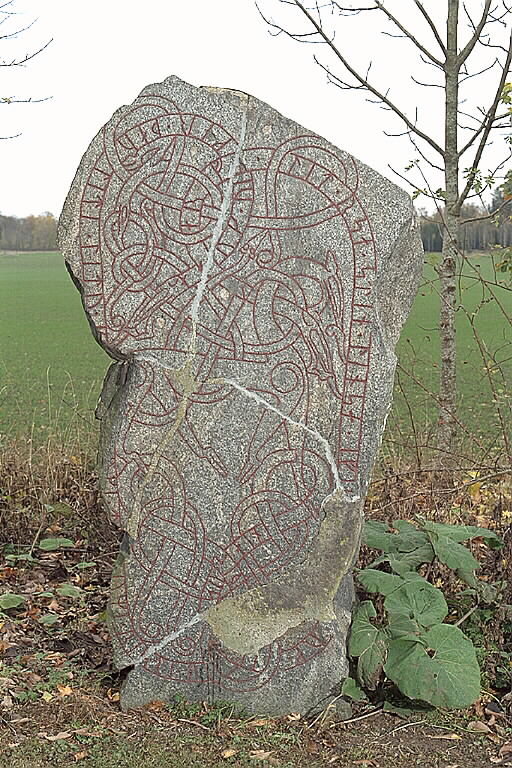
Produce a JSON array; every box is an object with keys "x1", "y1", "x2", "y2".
[{"x1": 59, "y1": 76, "x2": 423, "y2": 714}]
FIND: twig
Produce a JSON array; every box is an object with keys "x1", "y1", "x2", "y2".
[
  {"x1": 366, "y1": 718, "x2": 427, "y2": 744},
  {"x1": 387, "y1": 719, "x2": 427, "y2": 735},
  {"x1": 308, "y1": 692, "x2": 344, "y2": 728},
  {"x1": 336, "y1": 704, "x2": 384, "y2": 725},
  {"x1": 176, "y1": 718, "x2": 210, "y2": 731},
  {"x1": 454, "y1": 604, "x2": 479, "y2": 626}
]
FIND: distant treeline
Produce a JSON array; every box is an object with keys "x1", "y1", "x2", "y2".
[
  {"x1": 419, "y1": 192, "x2": 512, "y2": 252},
  {"x1": 0, "y1": 212, "x2": 57, "y2": 251},
  {"x1": 2, "y1": 201, "x2": 511, "y2": 255}
]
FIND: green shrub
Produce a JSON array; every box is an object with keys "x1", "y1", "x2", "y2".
[{"x1": 346, "y1": 517, "x2": 502, "y2": 709}]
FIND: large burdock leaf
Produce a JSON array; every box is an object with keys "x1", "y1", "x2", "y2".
[
  {"x1": 349, "y1": 601, "x2": 387, "y2": 690},
  {"x1": 428, "y1": 533, "x2": 480, "y2": 581},
  {"x1": 384, "y1": 580, "x2": 448, "y2": 628},
  {"x1": 356, "y1": 568, "x2": 403, "y2": 596},
  {"x1": 422, "y1": 521, "x2": 502, "y2": 548},
  {"x1": 386, "y1": 613, "x2": 422, "y2": 640},
  {"x1": 364, "y1": 519, "x2": 435, "y2": 574},
  {"x1": 341, "y1": 677, "x2": 368, "y2": 702},
  {"x1": 363, "y1": 521, "x2": 397, "y2": 551},
  {"x1": 384, "y1": 624, "x2": 480, "y2": 709}
]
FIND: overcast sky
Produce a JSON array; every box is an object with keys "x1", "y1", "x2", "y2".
[{"x1": 1, "y1": 0, "x2": 509, "y2": 218}]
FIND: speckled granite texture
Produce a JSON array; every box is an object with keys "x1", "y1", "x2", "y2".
[{"x1": 58, "y1": 75, "x2": 423, "y2": 715}]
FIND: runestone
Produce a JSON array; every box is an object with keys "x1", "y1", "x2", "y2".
[{"x1": 59, "y1": 76, "x2": 423, "y2": 714}]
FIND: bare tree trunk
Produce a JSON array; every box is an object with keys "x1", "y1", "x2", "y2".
[
  {"x1": 437, "y1": 0, "x2": 460, "y2": 461},
  {"x1": 259, "y1": 0, "x2": 512, "y2": 466}
]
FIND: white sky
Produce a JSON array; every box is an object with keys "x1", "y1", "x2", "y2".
[{"x1": 1, "y1": 0, "x2": 509, "y2": 218}]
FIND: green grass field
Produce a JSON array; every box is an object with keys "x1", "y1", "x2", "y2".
[
  {"x1": 391, "y1": 253, "x2": 511, "y2": 446},
  {"x1": 0, "y1": 252, "x2": 109, "y2": 445},
  {"x1": 1, "y1": 251, "x2": 510, "y2": 450}
]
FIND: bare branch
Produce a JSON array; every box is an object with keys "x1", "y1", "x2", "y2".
[
  {"x1": 0, "y1": 37, "x2": 52, "y2": 67},
  {"x1": 255, "y1": 2, "x2": 331, "y2": 41},
  {"x1": 418, "y1": 52, "x2": 444, "y2": 72},
  {"x1": 457, "y1": 108, "x2": 482, "y2": 123},
  {"x1": 352, "y1": 0, "x2": 444, "y2": 67},
  {"x1": 488, "y1": 1, "x2": 512, "y2": 24},
  {"x1": 458, "y1": 31, "x2": 512, "y2": 209},
  {"x1": 459, "y1": 196, "x2": 512, "y2": 225},
  {"x1": 1, "y1": 95, "x2": 51, "y2": 104},
  {"x1": 0, "y1": 18, "x2": 34, "y2": 40},
  {"x1": 331, "y1": 2, "x2": 377, "y2": 10},
  {"x1": 459, "y1": 57, "x2": 499, "y2": 83},
  {"x1": 459, "y1": 109, "x2": 511, "y2": 157},
  {"x1": 407, "y1": 133, "x2": 444, "y2": 172},
  {"x1": 388, "y1": 163, "x2": 444, "y2": 201},
  {"x1": 411, "y1": 75, "x2": 444, "y2": 88},
  {"x1": 458, "y1": 0, "x2": 492, "y2": 65},
  {"x1": 279, "y1": 0, "x2": 445, "y2": 156},
  {"x1": 413, "y1": 0, "x2": 447, "y2": 57}
]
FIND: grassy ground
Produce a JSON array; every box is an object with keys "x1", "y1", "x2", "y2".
[
  {"x1": 0, "y1": 252, "x2": 109, "y2": 446},
  {"x1": 1, "y1": 251, "x2": 510, "y2": 452},
  {"x1": 1, "y1": 691, "x2": 506, "y2": 768},
  {"x1": 1, "y1": 436, "x2": 511, "y2": 767},
  {"x1": 391, "y1": 252, "x2": 511, "y2": 444},
  {"x1": 0, "y1": 514, "x2": 510, "y2": 768}
]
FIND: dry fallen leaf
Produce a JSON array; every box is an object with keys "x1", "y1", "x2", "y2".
[
  {"x1": 25, "y1": 672, "x2": 42, "y2": 686},
  {"x1": 500, "y1": 744, "x2": 512, "y2": 756},
  {"x1": 468, "y1": 720, "x2": 492, "y2": 733},
  {"x1": 41, "y1": 691, "x2": 53, "y2": 703},
  {"x1": 106, "y1": 688, "x2": 120, "y2": 702},
  {"x1": 1, "y1": 694, "x2": 13, "y2": 709},
  {"x1": 73, "y1": 752, "x2": 87, "y2": 762},
  {"x1": 250, "y1": 750, "x2": 274, "y2": 760},
  {"x1": 56, "y1": 684, "x2": 73, "y2": 697},
  {"x1": 221, "y1": 748, "x2": 238, "y2": 759},
  {"x1": 246, "y1": 718, "x2": 271, "y2": 728},
  {"x1": 44, "y1": 731, "x2": 73, "y2": 741},
  {"x1": 144, "y1": 700, "x2": 165, "y2": 711},
  {"x1": 0, "y1": 640, "x2": 13, "y2": 653}
]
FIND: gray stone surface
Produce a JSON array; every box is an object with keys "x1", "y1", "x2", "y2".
[{"x1": 58, "y1": 75, "x2": 423, "y2": 715}]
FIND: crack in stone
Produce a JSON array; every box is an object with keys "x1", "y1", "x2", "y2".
[
  {"x1": 125, "y1": 360, "x2": 361, "y2": 506},
  {"x1": 187, "y1": 94, "x2": 249, "y2": 360},
  {"x1": 127, "y1": 484, "x2": 358, "y2": 667},
  {"x1": 129, "y1": 612, "x2": 204, "y2": 667},
  {"x1": 125, "y1": 97, "x2": 249, "y2": 538},
  {"x1": 223, "y1": 377, "x2": 343, "y2": 494}
]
